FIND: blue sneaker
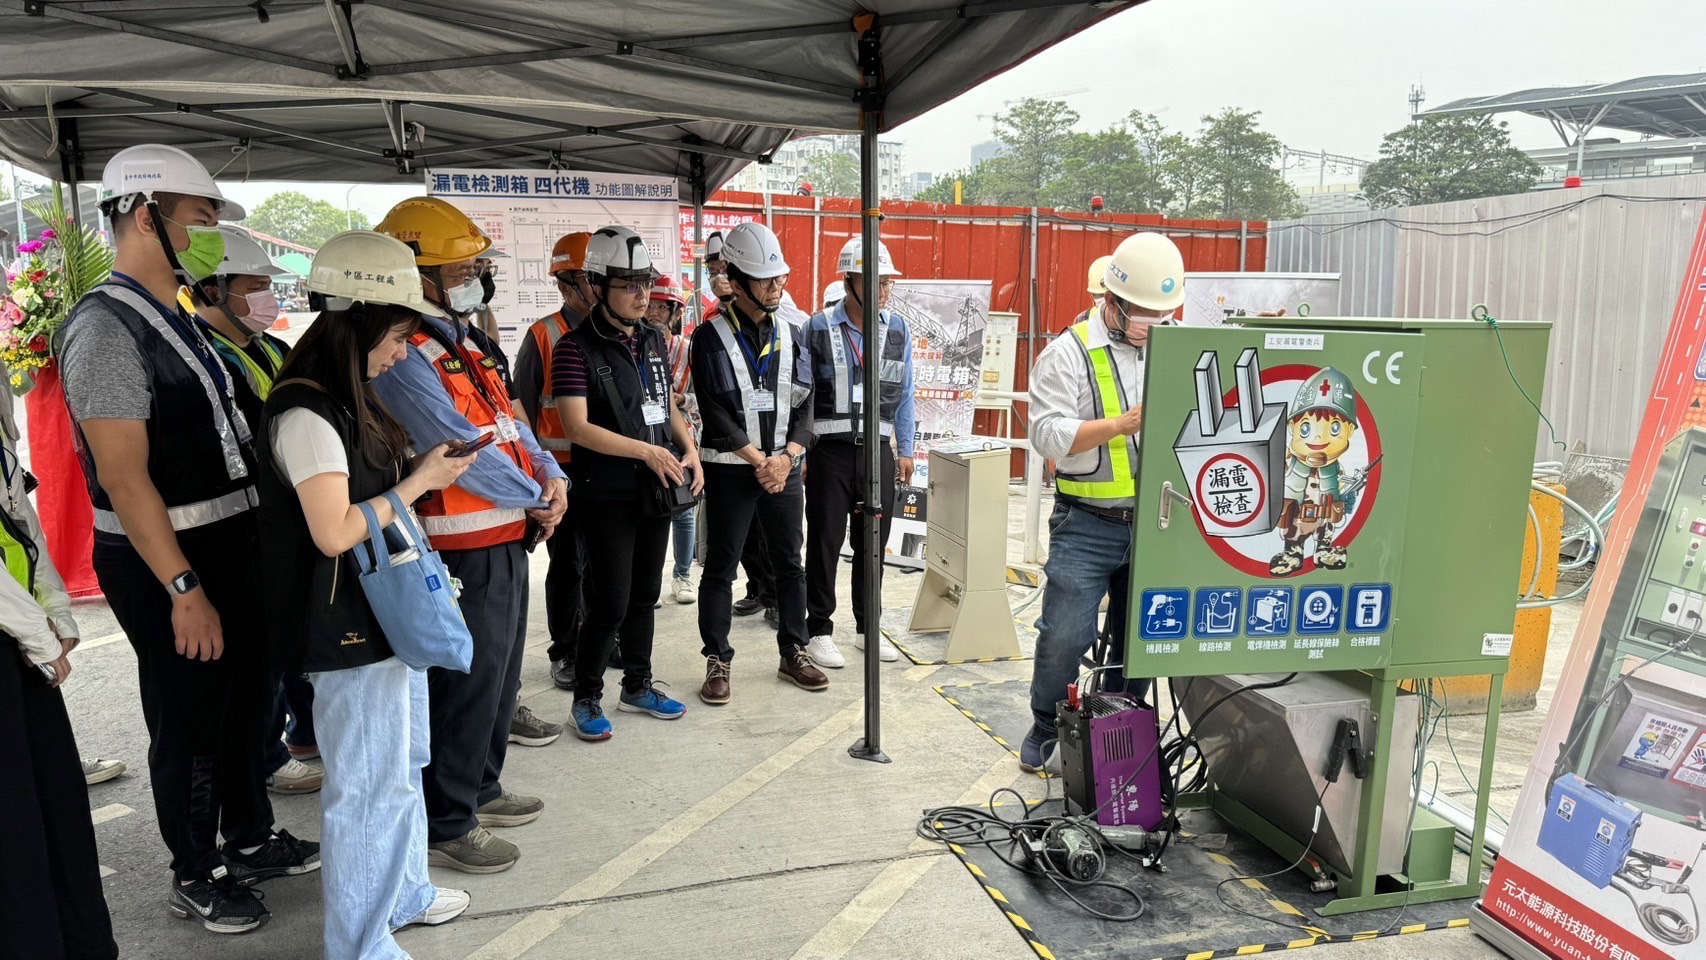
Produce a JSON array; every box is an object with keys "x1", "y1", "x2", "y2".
[
  {"x1": 618, "y1": 681, "x2": 687, "y2": 720},
  {"x1": 571, "y1": 699, "x2": 612, "y2": 741},
  {"x1": 1019, "y1": 724, "x2": 1057, "y2": 775}
]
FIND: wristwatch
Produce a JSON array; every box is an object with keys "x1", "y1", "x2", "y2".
[
  {"x1": 789, "y1": 451, "x2": 806, "y2": 470},
  {"x1": 169, "y1": 570, "x2": 201, "y2": 596}
]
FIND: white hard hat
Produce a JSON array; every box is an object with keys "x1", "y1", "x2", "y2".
[
  {"x1": 213, "y1": 226, "x2": 286, "y2": 278},
  {"x1": 308, "y1": 230, "x2": 447, "y2": 318},
  {"x1": 100, "y1": 143, "x2": 246, "y2": 220},
  {"x1": 836, "y1": 237, "x2": 901, "y2": 277},
  {"x1": 721, "y1": 221, "x2": 789, "y2": 279},
  {"x1": 1104, "y1": 232, "x2": 1184, "y2": 312},
  {"x1": 1086, "y1": 255, "x2": 1113, "y2": 296},
  {"x1": 822, "y1": 280, "x2": 846, "y2": 305},
  {"x1": 584, "y1": 226, "x2": 656, "y2": 279}
]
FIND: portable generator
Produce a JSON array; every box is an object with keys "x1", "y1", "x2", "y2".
[
  {"x1": 1057, "y1": 691, "x2": 1164, "y2": 830},
  {"x1": 1538, "y1": 774, "x2": 1643, "y2": 889}
]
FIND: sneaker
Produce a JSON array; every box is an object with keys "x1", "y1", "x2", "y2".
[
  {"x1": 607, "y1": 646, "x2": 623, "y2": 670},
  {"x1": 618, "y1": 681, "x2": 687, "y2": 719},
  {"x1": 285, "y1": 743, "x2": 320, "y2": 762},
  {"x1": 550, "y1": 658, "x2": 575, "y2": 690},
  {"x1": 265, "y1": 757, "x2": 324, "y2": 795},
  {"x1": 764, "y1": 606, "x2": 780, "y2": 627},
  {"x1": 571, "y1": 698, "x2": 613, "y2": 741},
  {"x1": 508, "y1": 704, "x2": 563, "y2": 747},
  {"x1": 700, "y1": 657, "x2": 731, "y2": 705},
  {"x1": 777, "y1": 650, "x2": 830, "y2": 691},
  {"x1": 1019, "y1": 724, "x2": 1062, "y2": 775},
  {"x1": 673, "y1": 576, "x2": 697, "y2": 604},
  {"x1": 732, "y1": 596, "x2": 764, "y2": 617},
  {"x1": 855, "y1": 633, "x2": 901, "y2": 663},
  {"x1": 477, "y1": 790, "x2": 545, "y2": 828},
  {"x1": 428, "y1": 826, "x2": 519, "y2": 875},
  {"x1": 168, "y1": 867, "x2": 270, "y2": 935},
  {"x1": 805, "y1": 635, "x2": 846, "y2": 669},
  {"x1": 82, "y1": 757, "x2": 125, "y2": 785},
  {"x1": 396, "y1": 887, "x2": 471, "y2": 930},
  {"x1": 222, "y1": 829, "x2": 321, "y2": 885}
]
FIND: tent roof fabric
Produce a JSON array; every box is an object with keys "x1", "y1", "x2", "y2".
[
  {"x1": 1425, "y1": 72, "x2": 1706, "y2": 141},
  {"x1": 273, "y1": 251, "x2": 313, "y2": 278},
  {"x1": 0, "y1": 0, "x2": 1137, "y2": 195}
]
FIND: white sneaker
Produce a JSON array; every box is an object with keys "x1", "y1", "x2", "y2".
[
  {"x1": 674, "y1": 576, "x2": 697, "y2": 604},
  {"x1": 397, "y1": 887, "x2": 471, "y2": 930},
  {"x1": 266, "y1": 757, "x2": 324, "y2": 795},
  {"x1": 805, "y1": 635, "x2": 845, "y2": 669},
  {"x1": 82, "y1": 757, "x2": 125, "y2": 785},
  {"x1": 855, "y1": 634, "x2": 901, "y2": 662}
]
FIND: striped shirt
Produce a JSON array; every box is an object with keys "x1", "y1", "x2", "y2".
[{"x1": 549, "y1": 327, "x2": 644, "y2": 399}]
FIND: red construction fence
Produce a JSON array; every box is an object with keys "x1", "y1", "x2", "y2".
[{"x1": 680, "y1": 191, "x2": 1267, "y2": 472}]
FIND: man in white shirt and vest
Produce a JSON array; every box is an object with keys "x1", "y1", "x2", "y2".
[{"x1": 1022, "y1": 232, "x2": 1186, "y2": 773}]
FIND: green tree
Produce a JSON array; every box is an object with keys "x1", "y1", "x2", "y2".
[
  {"x1": 917, "y1": 165, "x2": 994, "y2": 205},
  {"x1": 801, "y1": 151, "x2": 861, "y2": 198},
  {"x1": 1360, "y1": 114, "x2": 1542, "y2": 209},
  {"x1": 1189, "y1": 108, "x2": 1305, "y2": 220},
  {"x1": 1044, "y1": 111, "x2": 1178, "y2": 214},
  {"x1": 247, "y1": 190, "x2": 369, "y2": 249},
  {"x1": 984, "y1": 97, "x2": 1081, "y2": 206}
]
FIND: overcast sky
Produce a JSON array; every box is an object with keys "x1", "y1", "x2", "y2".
[{"x1": 39, "y1": 0, "x2": 1703, "y2": 221}]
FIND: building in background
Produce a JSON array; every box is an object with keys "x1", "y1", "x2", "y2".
[
  {"x1": 1294, "y1": 183, "x2": 1372, "y2": 216},
  {"x1": 970, "y1": 140, "x2": 1005, "y2": 168},
  {"x1": 726, "y1": 135, "x2": 909, "y2": 198}
]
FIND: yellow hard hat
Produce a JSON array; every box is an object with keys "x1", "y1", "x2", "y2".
[
  {"x1": 375, "y1": 197, "x2": 492, "y2": 267},
  {"x1": 1086, "y1": 255, "x2": 1113, "y2": 296}
]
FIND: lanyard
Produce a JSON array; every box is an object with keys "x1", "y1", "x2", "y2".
[
  {"x1": 845, "y1": 324, "x2": 865, "y2": 369},
  {"x1": 112, "y1": 271, "x2": 234, "y2": 397},
  {"x1": 734, "y1": 316, "x2": 778, "y2": 383}
]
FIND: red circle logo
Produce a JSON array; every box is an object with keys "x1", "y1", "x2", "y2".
[{"x1": 1193, "y1": 452, "x2": 1265, "y2": 530}]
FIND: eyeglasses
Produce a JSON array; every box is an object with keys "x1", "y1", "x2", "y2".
[
  {"x1": 750, "y1": 276, "x2": 789, "y2": 290},
  {"x1": 608, "y1": 279, "x2": 655, "y2": 296},
  {"x1": 439, "y1": 263, "x2": 483, "y2": 286},
  {"x1": 705, "y1": 262, "x2": 728, "y2": 277}
]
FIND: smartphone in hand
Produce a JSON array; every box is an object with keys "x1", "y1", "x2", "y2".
[{"x1": 449, "y1": 433, "x2": 497, "y2": 458}]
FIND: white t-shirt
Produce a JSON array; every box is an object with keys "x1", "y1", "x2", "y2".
[{"x1": 271, "y1": 407, "x2": 350, "y2": 486}]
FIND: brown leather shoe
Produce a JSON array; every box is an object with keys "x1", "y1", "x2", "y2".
[
  {"x1": 700, "y1": 656, "x2": 732, "y2": 705},
  {"x1": 777, "y1": 650, "x2": 829, "y2": 691}
]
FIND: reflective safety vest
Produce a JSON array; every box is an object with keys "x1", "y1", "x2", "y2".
[
  {"x1": 0, "y1": 484, "x2": 36, "y2": 601},
  {"x1": 409, "y1": 329, "x2": 532, "y2": 550},
  {"x1": 810, "y1": 303, "x2": 906, "y2": 442},
  {"x1": 703, "y1": 314, "x2": 794, "y2": 465},
  {"x1": 1053, "y1": 322, "x2": 1136, "y2": 502},
  {"x1": 206, "y1": 328, "x2": 285, "y2": 400},
  {"x1": 527, "y1": 311, "x2": 573, "y2": 461}
]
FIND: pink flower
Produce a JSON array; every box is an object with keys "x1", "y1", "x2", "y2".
[
  {"x1": 38, "y1": 229, "x2": 55, "y2": 241},
  {"x1": 16, "y1": 241, "x2": 42, "y2": 255}
]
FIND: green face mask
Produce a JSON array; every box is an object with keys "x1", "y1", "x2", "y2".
[{"x1": 168, "y1": 219, "x2": 226, "y2": 282}]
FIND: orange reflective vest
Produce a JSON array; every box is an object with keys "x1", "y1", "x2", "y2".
[
  {"x1": 409, "y1": 329, "x2": 532, "y2": 550},
  {"x1": 527, "y1": 312, "x2": 573, "y2": 462}
]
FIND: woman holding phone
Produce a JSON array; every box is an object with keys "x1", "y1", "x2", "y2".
[{"x1": 257, "y1": 230, "x2": 475, "y2": 960}]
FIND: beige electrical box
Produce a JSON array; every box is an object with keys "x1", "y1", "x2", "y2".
[{"x1": 910, "y1": 442, "x2": 1022, "y2": 659}]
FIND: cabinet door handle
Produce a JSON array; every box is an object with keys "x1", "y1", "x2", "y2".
[{"x1": 1159, "y1": 481, "x2": 1193, "y2": 530}]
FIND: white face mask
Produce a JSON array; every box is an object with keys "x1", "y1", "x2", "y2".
[
  {"x1": 447, "y1": 278, "x2": 485, "y2": 315},
  {"x1": 233, "y1": 290, "x2": 281, "y2": 334}
]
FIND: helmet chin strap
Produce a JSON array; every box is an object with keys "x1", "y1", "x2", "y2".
[
  {"x1": 146, "y1": 201, "x2": 220, "y2": 309},
  {"x1": 734, "y1": 274, "x2": 779, "y2": 317},
  {"x1": 1102, "y1": 299, "x2": 1132, "y2": 344}
]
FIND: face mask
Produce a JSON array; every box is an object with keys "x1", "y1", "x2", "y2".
[
  {"x1": 172, "y1": 222, "x2": 226, "y2": 282},
  {"x1": 233, "y1": 290, "x2": 281, "y2": 334},
  {"x1": 446, "y1": 277, "x2": 485, "y2": 315}
]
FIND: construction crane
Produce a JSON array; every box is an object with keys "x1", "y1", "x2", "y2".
[{"x1": 975, "y1": 86, "x2": 1092, "y2": 132}]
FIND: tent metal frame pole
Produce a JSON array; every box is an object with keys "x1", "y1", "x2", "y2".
[
  {"x1": 691, "y1": 151, "x2": 706, "y2": 328},
  {"x1": 57, "y1": 118, "x2": 83, "y2": 225},
  {"x1": 848, "y1": 21, "x2": 890, "y2": 765}
]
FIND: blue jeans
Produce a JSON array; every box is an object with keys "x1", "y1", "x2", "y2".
[
  {"x1": 1030, "y1": 502, "x2": 1140, "y2": 734},
  {"x1": 671, "y1": 506, "x2": 696, "y2": 579},
  {"x1": 309, "y1": 658, "x2": 437, "y2": 960}
]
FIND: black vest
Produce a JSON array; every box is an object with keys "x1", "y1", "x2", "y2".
[
  {"x1": 65, "y1": 285, "x2": 257, "y2": 541},
  {"x1": 808, "y1": 310, "x2": 908, "y2": 432},
  {"x1": 692, "y1": 311, "x2": 798, "y2": 458},
  {"x1": 566, "y1": 311, "x2": 672, "y2": 500},
  {"x1": 258, "y1": 380, "x2": 401, "y2": 674}
]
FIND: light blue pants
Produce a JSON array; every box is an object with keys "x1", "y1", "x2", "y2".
[
  {"x1": 309, "y1": 657, "x2": 438, "y2": 960},
  {"x1": 671, "y1": 506, "x2": 696, "y2": 579},
  {"x1": 1030, "y1": 502, "x2": 1140, "y2": 734}
]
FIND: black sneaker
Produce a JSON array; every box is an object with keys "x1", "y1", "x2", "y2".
[
  {"x1": 733, "y1": 596, "x2": 764, "y2": 617},
  {"x1": 168, "y1": 867, "x2": 271, "y2": 935},
  {"x1": 763, "y1": 607, "x2": 780, "y2": 627},
  {"x1": 550, "y1": 658, "x2": 575, "y2": 690},
  {"x1": 222, "y1": 829, "x2": 321, "y2": 885}
]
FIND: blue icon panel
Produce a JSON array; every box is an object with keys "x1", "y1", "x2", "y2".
[
  {"x1": 1347, "y1": 583, "x2": 1393, "y2": 633},
  {"x1": 1139, "y1": 589, "x2": 1189, "y2": 640},
  {"x1": 1193, "y1": 587, "x2": 1243, "y2": 639},
  {"x1": 1245, "y1": 587, "x2": 1293, "y2": 636},
  {"x1": 1296, "y1": 585, "x2": 1345, "y2": 635}
]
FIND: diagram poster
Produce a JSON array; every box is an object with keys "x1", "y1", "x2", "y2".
[
  {"x1": 1475, "y1": 212, "x2": 1706, "y2": 960},
  {"x1": 1181, "y1": 272, "x2": 1340, "y2": 327},
  {"x1": 884, "y1": 280, "x2": 992, "y2": 559},
  {"x1": 426, "y1": 168, "x2": 680, "y2": 359}
]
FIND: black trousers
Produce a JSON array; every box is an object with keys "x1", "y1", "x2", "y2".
[
  {"x1": 422, "y1": 541, "x2": 528, "y2": 843},
  {"x1": 575, "y1": 500, "x2": 669, "y2": 700},
  {"x1": 739, "y1": 511, "x2": 776, "y2": 606},
  {"x1": 93, "y1": 518, "x2": 275, "y2": 881},
  {"x1": 542, "y1": 495, "x2": 584, "y2": 664},
  {"x1": 698, "y1": 463, "x2": 807, "y2": 662},
  {"x1": 0, "y1": 638, "x2": 118, "y2": 960},
  {"x1": 805, "y1": 439, "x2": 896, "y2": 637}
]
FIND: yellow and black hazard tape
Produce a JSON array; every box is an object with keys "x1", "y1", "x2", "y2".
[
  {"x1": 886, "y1": 629, "x2": 1033, "y2": 666},
  {"x1": 932, "y1": 681, "x2": 1047, "y2": 778},
  {"x1": 1006, "y1": 565, "x2": 1042, "y2": 588},
  {"x1": 936, "y1": 822, "x2": 1063, "y2": 960},
  {"x1": 1146, "y1": 918, "x2": 1470, "y2": 960}
]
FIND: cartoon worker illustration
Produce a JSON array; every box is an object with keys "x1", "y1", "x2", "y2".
[{"x1": 1270, "y1": 367, "x2": 1375, "y2": 576}]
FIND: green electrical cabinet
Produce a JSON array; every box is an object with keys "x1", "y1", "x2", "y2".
[{"x1": 1126, "y1": 316, "x2": 1552, "y2": 913}]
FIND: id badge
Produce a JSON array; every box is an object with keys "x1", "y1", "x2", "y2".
[
  {"x1": 492, "y1": 414, "x2": 521, "y2": 442},
  {"x1": 642, "y1": 400, "x2": 667, "y2": 425},
  {"x1": 751, "y1": 391, "x2": 777, "y2": 413}
]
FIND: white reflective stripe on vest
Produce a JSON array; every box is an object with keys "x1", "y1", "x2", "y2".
[
  {"x1": 823, "y1": 303, "x2": 888, "y2": 417},
  {"x1": 539, "y1": 436, "x2": 573, "y2": 451},
  {"x1": 98, "y1": 284, "x2": 252, "y2": 484},
  {"x1": 93, "y1": 486, "x2": 258, "y2": 536},
  {"x1": 709, "y1": 314, "x2": 791, "y2": 454},
  {"x1": 417, "y1": 506, "x2": 528, "y2": 535},
  {"x1": 814, "y1": 419, "x2": 893, "y2": 438}
]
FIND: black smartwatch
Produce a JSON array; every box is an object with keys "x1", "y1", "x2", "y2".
[{"x1": 169, "y1": 570, "x2": 201, "y2": 596}]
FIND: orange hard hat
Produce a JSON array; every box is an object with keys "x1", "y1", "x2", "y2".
[
  {"x1": 650, "y1": 273, "x2": 687, "y2": 306},
  {"x1": 551, "y1": 231, "x2": 592, "y2": 273}
]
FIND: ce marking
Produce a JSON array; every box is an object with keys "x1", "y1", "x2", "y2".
[{"x1": 1362, "y1": 349, "x2": 1405, "y2": 385}]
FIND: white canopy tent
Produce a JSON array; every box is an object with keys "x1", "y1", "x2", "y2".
[{"x1": 0, "y1": 0, "x2": 1144, "y2": 760}]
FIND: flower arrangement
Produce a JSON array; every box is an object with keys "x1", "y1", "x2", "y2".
[{"x1": 2, "y1": 186, "x2": 114, "y2": 393}]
